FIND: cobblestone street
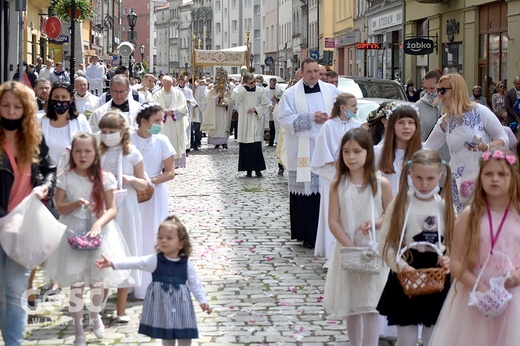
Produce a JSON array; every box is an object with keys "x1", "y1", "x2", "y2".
[{"x1": 10, "y1": 138, "x2": 395, "y2": 345}]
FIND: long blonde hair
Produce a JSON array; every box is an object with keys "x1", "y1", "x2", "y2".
[
  {"x1": 458, "y1": 148, "x2": 520, "y2": 278},
  {"x1": 382, "y1": 149, "x2": 455, "y2": 261},
  {"x1": 0, "y1": 81, "x2": 41, "y2": 169},
  {"x1": 438, "y1": 74, "x2": 476, "y2": 118}
]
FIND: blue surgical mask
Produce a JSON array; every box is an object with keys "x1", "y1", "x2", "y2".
[
  {"x1": 345, "y1": 110, "x2": 356, "y2": 119},
  {"x1": 428, "y1": 92, "x2": 438, "y2": 104},
  {"x1": 147, "y1": 123, "x2": 162, "y2": 135}
]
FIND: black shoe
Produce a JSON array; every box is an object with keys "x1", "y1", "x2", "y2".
[
  {"x1": 186, "y1": 149, "x2": 190, "y2": 154},
  {"x1": 222, "y1": 144, "x2": 228, "y2": 149},
  {"x1": 246, "y1": 171, "x2": 252, "y2": 177},
  {"x1": 193, "y1": 147, "x2": 200, "y2": 151},
  {"x1": 214, "y1": 145, "x2": 220, "y2": 149},
  {"x1": 255, "y1": 171, "x2": 263, "y2": 177},
  {"x1": 302, "y1": 241, "x2": 315, "y2": 249}
]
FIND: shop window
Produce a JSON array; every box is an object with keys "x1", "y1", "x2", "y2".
[{"x1": 442, "y1": 42, "x2": 463, "y2": 74}]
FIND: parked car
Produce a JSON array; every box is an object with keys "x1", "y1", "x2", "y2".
[
  {"x1": 336, "y1": 78, "x2": 364, "y2": 98},
  {"x1": 338, "y1": 76, "x2": 407, "y2": 100},
  {"x1": 356, "y1": 98, "x2": 405, "y2": 123}
]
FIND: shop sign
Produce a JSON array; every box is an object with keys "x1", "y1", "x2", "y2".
[
  {"x1": 370, "y1": 10, "x2": 402, "y2": 31},
  {"x1": 403, "y1": 38, "x2": 434, "y2": 55},
  {"x1": 356, "y1": 42, "x2": 383, "y2": 50},
  {"x1": 325, "y1": 38, "x2": 336, "y2": 48},
  {"x1": 51, "y1": 34, "x2": 69, "y2": 45},
  {"x1": 337, "y1": 32, "x2": 360, "y2": 47}
]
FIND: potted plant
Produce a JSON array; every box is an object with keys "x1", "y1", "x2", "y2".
[{"x1": 51, "y1": 0, "x2": 94, "y2": 21}]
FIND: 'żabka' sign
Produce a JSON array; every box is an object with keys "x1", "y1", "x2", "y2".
[{"x1": 403, "y1": 38, "x2": 434, "y2": 55}]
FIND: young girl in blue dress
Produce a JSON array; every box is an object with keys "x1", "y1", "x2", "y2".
[{"x1": 96, "y1": 215, "x2": 212, "y2": 346}]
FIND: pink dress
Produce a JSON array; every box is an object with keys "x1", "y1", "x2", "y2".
[{"x1": 429, "y1": 209, "x2": 520, "y2": 345}]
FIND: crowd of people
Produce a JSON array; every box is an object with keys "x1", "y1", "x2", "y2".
[{"x1": 2, "y1": 54, "x2": 520, "y2": 346}]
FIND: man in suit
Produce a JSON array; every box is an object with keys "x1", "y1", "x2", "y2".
[{"x1": 504, "y1": 75, "x2": 520, "y2": 126}]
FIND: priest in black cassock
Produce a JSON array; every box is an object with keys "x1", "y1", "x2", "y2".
[
  {"x1": 231, "y1": 72, "x2": 270, "y2": 177},
  {"x1": 276, "y1": 58, "x2": 339, "y2": 248}
]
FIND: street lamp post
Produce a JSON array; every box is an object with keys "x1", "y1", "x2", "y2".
[
  {"x1": 69, "y1": 0, "x2": 77, "y2": 84},
  {"x1": 139, "y1": 44, "x2": 145, "y2": 62},
  {"x1": 250, "y1": 54, "x2": 255, "y2": 72},
  {"x1": 127, "y1": 8, "x2": 138, "y2": 78}
]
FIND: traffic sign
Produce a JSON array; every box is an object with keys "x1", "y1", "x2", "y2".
[
  {"x1": 310, "y1": 50, "x2": 319, "y2": 60},
  {"x1": 265, "y1": 56, "x2": 274, "y2": 66},
  {"x1": 45, "y1": 17, "x2": 62, "y2": 40}
]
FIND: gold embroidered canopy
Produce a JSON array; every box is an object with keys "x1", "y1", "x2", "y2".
[{"x1": 193, "y1": 46, "x2": 248, "y2": 67}]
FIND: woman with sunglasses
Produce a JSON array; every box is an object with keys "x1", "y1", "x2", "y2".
[
  {"x1": 424, "y1": 73, "x2": 508, "y2": 213},
  {"x1": 492, "y1": 81, "x2": 508, "y2": 125}
]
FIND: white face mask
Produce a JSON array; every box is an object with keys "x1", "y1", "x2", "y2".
[
  {"x1": 101, "y1": 132, "x2": 123, "y2": 147},
  {"x1": 412, "y1": 185, "x2": 440, "y2": 199},
  {"x1": 408, "y1": 175, "x2": 441, "y2": 199}
]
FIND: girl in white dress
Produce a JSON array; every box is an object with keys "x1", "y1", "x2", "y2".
[
  {"x1": 130, "y1": 102, "x2": 176, "y2": 299},
  {"x1": 45, "y1": 133, "x2": 131, "y2": 345},
  {"x1": 324, "y1": 128, "x2": 393, "y2": 346},
  {"x1": 39, "y1": 82, "x2": 91, "y2": 165},
  {"x1": 98, "y1": 111, "x2": 148, "y2": 322},
  {"x1": 374, "y1": 103, "x2": 423, "y2": 195},
  {"x1": 311, "y1": 93, "x2": 363, "y2": 262}
]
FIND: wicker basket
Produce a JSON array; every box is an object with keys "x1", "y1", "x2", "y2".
[
  {"x1": 137, "y1": 184, "x2": 154, "y2": 203},
  {"x1": 397, "y1": 242, "x2": 447, "y2": 296}
]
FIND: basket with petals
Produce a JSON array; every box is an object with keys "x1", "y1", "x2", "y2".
[
  {"x1": 67, "y1": 229, "x2": 103, "y2": 250},
  {"x1": 397, "y1": 242, "x2": 447, "y2": 296}
]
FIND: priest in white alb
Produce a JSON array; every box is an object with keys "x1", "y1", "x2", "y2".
[
  {"x1": 277, "y1": 58, "x2": 339, "y2": 249},
  {"x1": 202, "y1": 68, "x2": 234, "y2": 149},
  {"x1": 231, "y1": 72, "x2": 270, "y2": 177},
  {"x1": 153, "y1": 75, "x2": 189, "y2": 168}
]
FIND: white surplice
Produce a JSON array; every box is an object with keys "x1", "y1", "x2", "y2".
[
  {"x1": 311, "y1": 117, "x2": 362, "y2": 258},
  {"x1": 153, "y1": 88, "x2": 189, "y2": 164}
]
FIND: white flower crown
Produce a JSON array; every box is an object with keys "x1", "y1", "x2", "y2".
[{"x1": 385, "y1": 102, "x2": 420, "y2": 118}]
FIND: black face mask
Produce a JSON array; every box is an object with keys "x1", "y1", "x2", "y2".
[
  {"x1": 50, "y1": 100, "x2": 71, "y2": 115},
  {"x1": 0, "y1": 117, "x2": 23, "y2": 131}
]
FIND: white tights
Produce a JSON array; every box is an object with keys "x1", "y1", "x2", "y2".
[
  {"x1": 162, "y1": 339, "x2": 192, "y2": 346},
  {"x1": 396, "y1": 325, "x2": 433, "y2": 346},
  {"x1": 346, "y1": 312, "x2": 379, "y2": 346},
  {"x1": 70, "y1": 283, "x2": 104, "y2": 338}
]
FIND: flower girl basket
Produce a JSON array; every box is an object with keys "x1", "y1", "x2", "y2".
[
  {"x1": 340, "y1": 194, "x2": 383, "y2": 274},
  {"x1": 468, "y1": 251, "x2": 513, "y2": 319},
  {"x1": 396, "y1": 195, "x2": 447, "y2": 296}
]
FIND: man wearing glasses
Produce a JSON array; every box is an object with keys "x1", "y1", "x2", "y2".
[{"x1": 89, "y1": 75, "x2": 142, "y2": 132}]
